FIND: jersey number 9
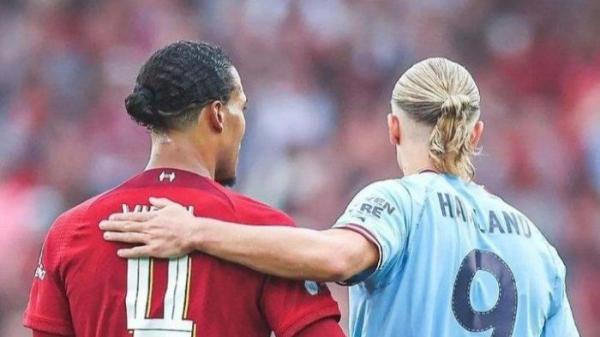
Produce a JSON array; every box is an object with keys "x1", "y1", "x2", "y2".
[{"x1": 452, "y1": 249, "x2": 518, "y2": 337}]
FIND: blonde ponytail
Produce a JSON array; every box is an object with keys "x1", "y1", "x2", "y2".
[{"x1": 392, "y1": 58, "x2": 480, "y2": 180}]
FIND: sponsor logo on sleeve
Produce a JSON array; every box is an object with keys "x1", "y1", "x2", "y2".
[
  {"x1": 35, "y1": 264, "x2": 46, "y2": 280},
  {"x1": 349, "y1": 196, "x2": 396, "y2": 221},
  {"x1": 34, "y1": 248, "x2": 46, "y2": 280}
]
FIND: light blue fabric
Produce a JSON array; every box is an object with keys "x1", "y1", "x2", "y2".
[{"x1": 334, "y1": 173, "x2": 579, "y2": 337}]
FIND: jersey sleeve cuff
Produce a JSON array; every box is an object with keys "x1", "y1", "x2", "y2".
[
  {"x1": 23, "y1": 311, "x2": 74, "y2": 336},
  {"x1": 334, "y1": 223, "x2": 384, "y2": 286},
  {"x1": 278, "y1": 303, "x2": 341, "y2": 337}
]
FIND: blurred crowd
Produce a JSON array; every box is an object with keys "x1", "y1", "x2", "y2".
[{"x1": 1, "y1": 0, "x2": 599, "y2": 335}]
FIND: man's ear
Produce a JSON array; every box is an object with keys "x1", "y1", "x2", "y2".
[
  {"x1": 471, "y1": 120, "x2": 484, "y2": 148},
  {"x1": 387, "y1": 113, "x2": 401, "y2": 145},
  {"x1": 205, "y1": 100, "x2": 225, "y2": 133}
]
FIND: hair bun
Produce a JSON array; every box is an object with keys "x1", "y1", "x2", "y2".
[
  {"x1": 441, "y1": 94, "x2": 472, "y2": 119},
  {"x1": 125, "y1": 87, "x2": 162, "y2": 127}
]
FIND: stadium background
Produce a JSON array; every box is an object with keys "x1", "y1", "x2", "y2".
[{"x1": 1, "y1": 0, "x2": 599, "y2": 335}]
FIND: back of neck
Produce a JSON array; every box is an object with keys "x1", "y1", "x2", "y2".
[
  {"x1": 398, "y1": 141, "x2": 436, "y2": 176},
  {"x1": 145, "y1": 133, "x2": 214, "y2": 179}
]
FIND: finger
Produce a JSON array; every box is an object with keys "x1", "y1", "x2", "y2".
[
  {"x1": 99, "y1": 220, "x2": 143, "y2": 232},
  {"x1": 149, "y1": 197, "x2": 179, "y2": 209},
  {"x1": 108, "y1": 211, "x2": 155, "y2": 222},
  {"x1": 103, "y1": 231, "x2": 148, "y2": 244},
  {"x1": 117, "y1": 246, "x2": 153, "y2": 259}
]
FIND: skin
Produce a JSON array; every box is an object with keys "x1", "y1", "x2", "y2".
[{"x1": 100, "y1": 100, "x2": 484, "y2": 283}]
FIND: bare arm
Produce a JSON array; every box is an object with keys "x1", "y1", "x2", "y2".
[
  {"x1": 197, "y1": 221, "x2": 375, "y2": 281},
  {"x1": 100, "y1": 198, "x2": 378, "y2": 282}
]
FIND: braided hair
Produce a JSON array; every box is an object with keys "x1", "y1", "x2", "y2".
[{"x1": 125, "y1": 41, "x2": 235, "y2": 132}]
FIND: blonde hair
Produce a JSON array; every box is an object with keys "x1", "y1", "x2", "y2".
[{"x1": 392, "y1": 57, "x2": 481, "y2": 180}]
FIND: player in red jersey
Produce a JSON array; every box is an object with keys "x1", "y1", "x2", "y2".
[{"x1": 23, "y1": 41, "x2": 343, "y2": 337}]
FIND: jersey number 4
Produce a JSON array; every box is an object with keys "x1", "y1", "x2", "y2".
[
  {"x1": 452, "y1": 249, "x2": 518, "y2": 337},
  {"x1": 126, "y1": 256, "x2": 195, "y2": 337}
]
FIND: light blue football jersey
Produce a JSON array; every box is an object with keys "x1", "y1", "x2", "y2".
[{"x1": 334, "y1": 172, "x2": 579, "y2": 337}]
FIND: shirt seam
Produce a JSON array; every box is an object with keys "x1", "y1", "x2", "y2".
[
  {"x1": 333, "y1": 223, "x2": 383, "y2": 286},
  {"x1": 394, "y1": 178, "x2": 431, "y2": 259}
]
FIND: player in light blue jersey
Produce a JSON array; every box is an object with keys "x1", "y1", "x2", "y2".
[{"x1": 100, "y1": 58, "x2": 580, "y2": 337}]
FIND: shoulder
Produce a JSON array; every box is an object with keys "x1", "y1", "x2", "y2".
[
  {"x1": 399, "y1": 173, "x2": 446, "y2": 198},
  {"x1": 355, "y1": 179, "x2": 410, "y2": 198},
  {"x1": 50, "y1": 194, "x2": 103, "y2": 232},
  {"x1": 226, "y1": 190, "x2": 295, "y2": 226},
  {"x1": 492, "y1": 193, "x2": 549, "y2": 241},
  {"x1": 344, "y1": 179, "x2": 414, "y2": 225},
  {"x1": 356, "y1": 174, "x2": 441, "y2": 209},
  {"x1": 45, "y1": 193, "x2": 105, "y2": 243},
  {"x1": 352, "y1": 178, "x2": 415, "y2": 210},
  {"x1": 485, "y1": 191, "x2": 565, "y2": 275},
  {"x1": 41, "y1": 194, "x2": 102, "y2": 268}
]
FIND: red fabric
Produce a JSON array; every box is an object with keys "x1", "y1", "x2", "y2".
[
  {"x1": 262, "y1": 277, "x2": 342, "y2": 337},
  {"x1": 24, "y1": 168, "x2": 340, "y2": 337},
  {"x1": 294, "y1": 318, "x2": 346, "y2": 337},
  {"x1": 33, "y1": 330, "x2": 72, "y2": 337}
]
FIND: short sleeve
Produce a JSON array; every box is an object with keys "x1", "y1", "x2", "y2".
[
  {"x1": 23, "y1": 217, "x2": 74, "y2": 336},
  {"x1": 261, "y1": 277, "x2": 341, "y2": 337},
  {"x1": 542, "y1": 254, "x2": 580, "y2": 337},
  {"x1": 333, "y1": 180, "x2": 410, "y2": 285}
]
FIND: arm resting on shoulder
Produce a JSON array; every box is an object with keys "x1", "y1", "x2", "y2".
[
  {"x1": 100, "y1": 198, "x2": 379, "y2": 282},
  {"x1": 195, "y1": 220, "x2": 378, "y2": 282}
]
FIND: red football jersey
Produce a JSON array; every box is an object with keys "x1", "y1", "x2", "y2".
[{"x1": 24, "y1": 168, "x2": 340, "y2": 337}]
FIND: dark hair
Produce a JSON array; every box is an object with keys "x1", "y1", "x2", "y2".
[{"x1": 125, "y1": 41, "x2": 235, "y2": 132}]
